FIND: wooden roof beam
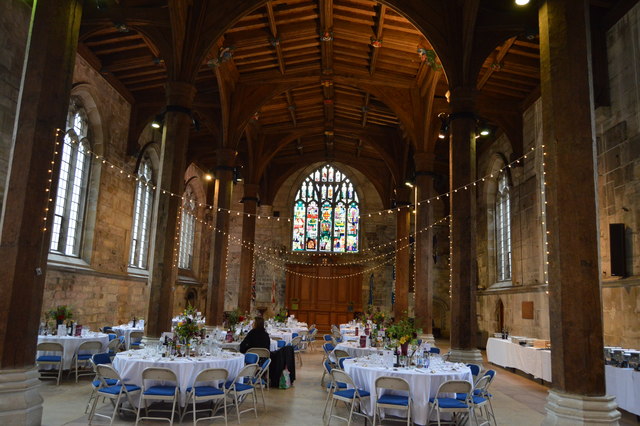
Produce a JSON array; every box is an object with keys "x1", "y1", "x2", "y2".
[
  {"x1": 369, "y1": 5, "x2": 386, "y2": 76},
  {"x1": 266, "y1": 2, "x2": 287, "y2": 75},
  {"x1": 285, "y1": 90, "x2": 297, "y2": 127},
  {"x1": 319, "y1": 0, "x2": 334, "y2": 75},
  {"x1": 477, "y1": 36, "x2": 517, "y2": 90},
  {"x1": 361, "y1": 92, "x2": 370, "y2": 127}
]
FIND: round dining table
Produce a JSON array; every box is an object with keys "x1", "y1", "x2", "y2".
[
  {"x1": 37, "y1": 333, "x2": 109, "y2": 370},
  {"x1": 111, "y1": 325, "x2": 144, "y2": 349},
  {"x1": 112, "y1": 350, "x2": 244, "y2": 406},
  {"x1": 335, "y1": 341, "x2": 384, "y2": 358},
  {"x1": 343, "y1": 356, "x2": 473, "y2": 425}
]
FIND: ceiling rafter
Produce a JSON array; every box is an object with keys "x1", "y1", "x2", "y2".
[
  {"x1": 369, "y1": 4, "x2": 387, "y2": 76},
  {"x1": 477, "y1": 36, "x2": 517, "y2": 90},
  {"x1": 266, "y1": 2, "x2": 287, "y2": 75}
]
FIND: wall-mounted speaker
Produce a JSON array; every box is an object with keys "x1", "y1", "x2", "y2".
[{"x1": 609, "y1": 223, "x2": 626, "y2": 277}]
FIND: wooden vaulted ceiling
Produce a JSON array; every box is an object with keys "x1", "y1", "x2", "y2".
[{"x1": 78, "y1": 0, "x2": 628, "y2": 205}]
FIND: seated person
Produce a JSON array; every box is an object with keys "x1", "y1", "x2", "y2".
[{"x1": 239, "y1": 316, "x2": 271, "y2": 353}]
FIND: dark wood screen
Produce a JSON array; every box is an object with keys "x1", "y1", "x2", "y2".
[{"x1": 285, "y1": 264, "x2": 362, "y2": 333}]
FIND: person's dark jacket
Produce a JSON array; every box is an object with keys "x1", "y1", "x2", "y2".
[{"x1": 239, "y1": 328, "x2": 271, "y2": 353}]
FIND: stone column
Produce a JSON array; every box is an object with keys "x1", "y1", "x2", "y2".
[
  {"x1": 206, "y1": 148, "x2": 237, "y2": 325},
  {"x1": 145, "y1": 82, "x2": 196, "y2": 338},
  {"x1": 414, "y1": 152, "x2": 437, "y2": 341},
  {"x1": 237, "y1": 183, "x2": 259, "y2": 313},
  {"x1": 448, "y1": 87, "x2": 483, "y2": 363},
  {"x1": 539, "y1": 1, "x2": 620, "y2": 424},
  {"x1": 0, "y1": 1, "x2": 82, "y2": 424},
  {"x1": 394, "y1": 187, "x2": 411, "y2": 320}
]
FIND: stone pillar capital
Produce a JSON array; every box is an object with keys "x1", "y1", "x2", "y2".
[
  {"x1": 215, "y1": 148, "x2": 237, "y2": 169},
  {"x1": 448, "y1": 86, "x2": 477, "y2": 114},
  {"x1": 241, "y1": 183, "x2": 260, "y2": 202},
  {"x1": 165, "y1": 81, "x2": 197, "y2": 108}
]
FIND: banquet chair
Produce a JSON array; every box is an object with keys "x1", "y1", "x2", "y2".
[
  {"x1": 306, "y1": 328, "x2": 318, "y2": 351},
  {"x1": 475, "y1": 370, "x2": 497, "y2": 425},
  {"x1": 338, "y1": 357, "x2": 354, "y2": 369},
  {"x1": 135, "y1": 367, "x2": 180, "y2": 425},
  {"x1": 247, "y1": 358, "x2": 271, "y2": 409},
  {"x1": 276, "y1": 340, "x2": 286, "y2": 349},
  {"x1": 456, "y1": 374, "x2": 493, "y2": 426},
  {"x1": 373, "y1": 376, "x2": 412, "y2": 426},
  {"x1": 327, "y1": 369, "x2": 370, "y2": 425},
  {"x1": 102, "y1": 326, "x2": 114, "y2": 334},
  {"x1": 224, "y1": 363, "x2": 260, "y2": 422},
  {"x1": 108, "y1": 333, "x2": 117, "y2": 341},
  {"x1": 36, "y1": 342, "x2": 64, "y2": 386},
  {"x1": 85, "y1": 353, "x2": 116, "y2": 414},
  {"x1": 244, "y1": 352, "x2": 259, "y2": 365},
  {"x1": 429, "y1": 347, "x2": 441, "y2": 354},
  {"x1": 247, "y1": 348, "x2": 271, "y2": 387},
  {"x1": 291, "y1": 336, "x2": 304, "y2": 366},
  {"x1": 466, "y1": 363, "x2": 482, "y2": 384},
  {"x1": 88, "y1": 364, "x2": 141, "y2": 426},
  {"x1": 322, "y1": 359, "x2": 347, "y2": 417},
  {"x1": 107, "y1": 337, "x2": 123, "y2": 359},
  {"x1": 129, "y1": 331, "x2": 144, "y2": 350},
  {"x1": 181, "y1": 368, "x2": 228, "y2": 425},
  {"x1": 72, "y1": 340, "x2": 103, "y2": 382},
  {"x1": 428, "y1": 380, "x2": 474, "y2": 426}
]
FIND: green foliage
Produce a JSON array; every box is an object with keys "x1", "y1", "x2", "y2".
[
  {"x1": 386, "y1": 316, "x2": 421, "y2": 345},
  {"x1": 48, "y1": 305, "x2": 73, "y2": 321}
]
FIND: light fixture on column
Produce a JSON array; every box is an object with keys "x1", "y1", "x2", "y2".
[
  {"x1": 478, "y1": 121, "x2": 491, "y2": 137},
  {"x1": 437, "y1": 113, "x2": 449, "y2": 139},
  {"x1": 515, "y1": 0, "x2": 530, "y2": 5},
  {"x1": 204, "y1": 173, "x2": 213, "y2": 182},
  {"x1": 233, "y1": 167, "x2": 243, "y2": 184},
  {"x1": 151, "y1": 114, "x2": 163, "y2": 129}
]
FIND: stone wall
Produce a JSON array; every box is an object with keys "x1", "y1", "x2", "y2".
[
  {"x1": 596, "y1": 1, "x2": 640, "y2": 348},
  {"x1": 0, "y1": 0, "x2": 30, "y2": 210}
]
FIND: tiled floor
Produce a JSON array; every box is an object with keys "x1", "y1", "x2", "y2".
[{"x1": 39, "y1": 341, "x2": 638, "y2": 425}]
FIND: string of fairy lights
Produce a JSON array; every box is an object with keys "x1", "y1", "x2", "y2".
[
  {"x1": 40, "y1": 128, "x2": 63, "y2": 260},
  {"x1": 43, "y1": 134, "x2": 545, "y2": 283},
  {"x1": 540, "y1": 144, "x2": 550, "y2": 286},
  {"x1": 54, "y1": 137, "x2": 540, "y2": 225}
]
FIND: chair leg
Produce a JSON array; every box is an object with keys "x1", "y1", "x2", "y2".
[
  {"x1": 110, "y1": 394, "x2": 122, "y2": 426},
  {"x1": 235, "y1": 392, "x2": 241, "y2": 424},
  {"x1": 327, "y1": 398, "x2": 336, "y2": 425},
  {"x1": 88, "y1": 390, "x2": 100, "y2": 424},
  {"x1": 253, "y1": 391, "x2": 258, "y2": 418}
]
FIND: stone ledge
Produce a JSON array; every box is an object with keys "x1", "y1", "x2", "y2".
[
  {"x1": 0, "y1": 367, "x2": 43, "y2": 426},
  {"x1": 544, "y1": 390, "x2": 621, "y2": 425}
]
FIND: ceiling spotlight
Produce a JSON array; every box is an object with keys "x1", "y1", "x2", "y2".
[
  {"x1": 405, "y1": 180, "x2": 414, "y2": 188},
  {"x1": 151, "y1": 114, "x2": 163, "y2": 129},
  {"x1": 478, "y1": 122, "x2": 491, "y2": 136},
  {"x1": 438, "y1": 112, "x2": 449, "y2": 140},
  {"x1": 515, "y1": 0, "x2": 530, "y2": 5},
  {"x1": 204, "y1": 173, "x2": 213, "y2": 181}
]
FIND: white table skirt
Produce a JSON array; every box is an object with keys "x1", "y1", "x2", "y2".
[
  {"x1": 605, "y1": 365, "x2": 640, "y2": 416},
  {"x1": 268, "y1": 331, "x2": 293, "y2": 344},
  {"x1": 112, "y1": 326, "x2": 144, "y2": 349},
  {"x1": 343, "y1": 359, "x2": 473, "y2": 425},
  {"x1": 113, "y1": 351, "x2": 244, "y2": 406},
  {"x1": 215, "y1": 340, "x2": 279, "y2": 352},
  {"x1": 37, "y1": 334, "x2": 109, "y2": 370},
  {"x1": 486, "y1": 337, "x2": 552, "y2": 382},
  {"x1": 336, "y1": 342, "x2": 383, "y2": 358}
]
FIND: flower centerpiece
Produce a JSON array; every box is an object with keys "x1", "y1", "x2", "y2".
[
  {"x1": 223, "y1": 308, "x2": 245, "y2": 332},
  {"x1": 273, "y1": 307, "x2": 288, "y2": 323},
  {"x1": 48, "y1": 305, "x2": 73, "y2": 325},
  {"x1": 386, "y1": 316, "x2": 421, "y2": 356},
  {"x1": 174, "y1": 305, "x2": 204, "y2": 347}
]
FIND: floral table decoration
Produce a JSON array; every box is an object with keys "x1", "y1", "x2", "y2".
[
  {"x1": 47, "y1": 305, "x2": 73, "y2": 326},
  {"x1": 387, "y1": 316, "x2": 421, "y2": 356}
]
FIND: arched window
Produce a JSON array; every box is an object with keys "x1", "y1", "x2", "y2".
[
  {"x1": 292, "y1": 164, "x2": 360, "y2": 253},
  {"x1": 50, "y1": 104, "x2": 91, "y2": 256},
  {"x1": 178, "y1": 186, "x2": 196, "y2": 269},
  {"x1": 129, "y1": 156, "x2": 154, "y2": 268},
  {"x1": 495, "y1": 171, "x2": 511, "y2": 281}
]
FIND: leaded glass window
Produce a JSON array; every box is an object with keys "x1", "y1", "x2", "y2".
[
  {"x1": 178, "y1": 186, "x2": 196, "y2": 269},
  {"x1": 292, "y1": 165, "x2": 359, "y2": 253},
  {"x1": 50, "y1": 105, "x2": 91, "y2": 256},
  {"x1": 129, "y1": 156, "x2": 154, "y2": 269},
  {"x1": 496, "y1": 171, "x2": 511, "y2": 281}
]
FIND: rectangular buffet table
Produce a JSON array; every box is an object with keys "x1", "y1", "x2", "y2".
[
  {"x1": 605, "y1": 365, "x2": 640, "y2": 416},
  {"x1": 486, "y1": 337, "x2": 552, "y2": 382}
]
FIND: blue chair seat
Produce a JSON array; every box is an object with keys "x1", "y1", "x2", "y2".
[
  {"x1": 456, "y1": 391, "x2": 493, "y2": 401},
  {"x1": 378, "y1": 394, "x2": 410, "y2": 406},
  {"x1": 429, "y1": 397, "x2": 468, "y2": 409},
  {"x1": 130, "y1": 342, "x2": 141, "y2": 347},
  {"x1": 98, "y1": 384, "x2": 140, "y2": 395},
  {"x1": 186, "y1": 386, "x2": 224, "y2": 397},
  {"x1": 77, "y1": 354, "x2": 93, "y2": 360},
  {"x1": 225, "y1": 381, "x2": 253, "y2": 392},
  {"x1": 144, "y1": 385, "x2": 177, "y2": 396},
  {"x1": 37, "y1": 355, "x2": 61, "y2": 362},
  {"x1": 92, "y1": 378, "x2": 118, "y2": 387},
  {"x1": 277, "y1": 341, "x2": 286, "y2": 348},
  {"x1": 334, "y1": 389, "x2": 370, "y2": 399}
]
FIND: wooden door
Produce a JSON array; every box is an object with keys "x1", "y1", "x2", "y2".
[{"x1": 286, "y1": 264, "x2": 362, "y2": 333}]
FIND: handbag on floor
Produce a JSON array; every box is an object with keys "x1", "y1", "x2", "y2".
[{"x1": 279, "y1": 367, "x2": 291, "y2": 389}]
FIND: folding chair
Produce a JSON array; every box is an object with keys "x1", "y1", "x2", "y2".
[
  {"x1": 135, "y1": 367, "x2": 180, "y2": 425},
  {"x1": 429, "y1": 347, "x2": 441, "y2": 354},
  {"x1": 248, "y1": 357, "x2": 271, "y2": 409},
  {"x1": 181, "y1": 368, "x2": 228, "y2": 425},
  {"x1": 85, "y1": 353, "x2": 116, "y2": 414},
  {"x1": 373, "y1": 376, "x2": 412, "y2": 426},
  {"x1": 291, "y1": 336, "x2": 304, "y2": 366},
  {"x1": 244, "y1": 352, "x2": 259, "y2": 365},
  {"x1": 466, "y1": 363, "x2": 482, "y2": 384},
  {"x1": 224, "y1": 364, "x2": 259, "y2": 422},
  {"x1": 88, "y1": 364, "x2": 141, "y2": 425},
  {"x1": 247, "y1": 348, "x2": 271, "y2": 388},
  {"x1": 327, "y1": 369, "x2": 370, "y2": 425},
  {"x1": 71, "y1": 340, "x2": 103, "y2": 382},
  {"x1": 107, "y1": 338, "x2": 122, "y2": 359},
  {"x1": 129, "y1": 331, "x2": 144, "y2": 350},
  {"x1": 428, "y1": 380, "x2": 474, "y2": 426},
  {"x1": 460, "y1": 374, "x2": 493, "y2": 426},
  {"x1": 36, "y1": 342, "x2": 64, "y2": 386},
  {"x1": 322, "y1": 360, "x2": 347, "y2": 418}
]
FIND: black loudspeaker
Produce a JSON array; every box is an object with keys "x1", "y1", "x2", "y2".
[{"x1": 610, "y1": 223, "x2": 626, "y2": 277}]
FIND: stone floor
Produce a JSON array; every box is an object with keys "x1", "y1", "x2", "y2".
[{"x1": 39, "y1": 341, "x2": 639, "y2": 425}]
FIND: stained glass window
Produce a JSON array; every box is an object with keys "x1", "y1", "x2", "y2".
[
  {"x1": 50, "y1": 104, "x2": 91, "y2": 256},
  {"x1": 496, "y1": 171, "x2": 511, "y2": 281},
  {"x1": 292, "y1": 165, "x2": 359, "y2": 252}
]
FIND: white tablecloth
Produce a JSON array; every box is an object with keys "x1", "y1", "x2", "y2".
[
  {"x1": 215, "y1": 340, "x2": 279, "y2": 352},
  {"x1": 486, "y1": 337, "x2": 552, "y2": 382},
  {"x1": 112, "y1": 326, "x2": 144, "y2": 349},
  {"x1": 605, "y1": 365, "x2": 640, "y2": 416},
  {"x1": 267, "y1": 330, "x2": 293, "y2": 344},
  {"x1": 113, "y1": 351, "x2": 244, "y2": 405},
  {"x1": 37, "y1": 334, "x2": 109, "y2": 369},
  {"x1": 336, "y1": 342, "x2": 383, "y2": 358},
  {"x1": 343, "y1": 358, "x2": 473, "y2": 425}
]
